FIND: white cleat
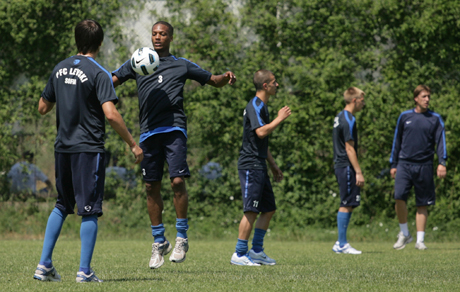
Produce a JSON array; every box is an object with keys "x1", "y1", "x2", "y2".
[
  {"x1": 76, "y1": 269, "x2": 103, "y2": 283},
  {"x1": 33, "y1": 264, "x2": 61, "y2": 282},
  {"x1": 248, "y1": 249, "x2": 276, "y2": 265},
  {"x1": 169, "y1": 237, "x2": 189, "y2": 263},
  {"x1": 415, "y1": 242, "x2": 427, "y2": 250},
  {"x1": 149, "y1": 240, "x2": 172, "y2": 269},
  {"x1": 332, "y1": 241, "x2": 362, "y2": 254},
  {"x1": 393, "y1": 231, "x2": 413, "y2": 250},
  {"x1": 230, "y1": 253, "x2": 261, "y2": 266}
]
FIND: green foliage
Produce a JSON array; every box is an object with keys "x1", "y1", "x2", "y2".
[{"x1": 3, "y1": 0, "x2": 460, "y2": 232}]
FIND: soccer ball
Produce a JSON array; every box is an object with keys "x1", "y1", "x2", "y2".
[{"x1": 130, "y1": 47, "x2": 160, "y2": 75}]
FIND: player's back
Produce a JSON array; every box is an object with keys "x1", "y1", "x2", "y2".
[{"x1": 42, "y1": 56, "x2": 118, "y2": 153}]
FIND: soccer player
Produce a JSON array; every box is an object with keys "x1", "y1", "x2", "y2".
[
  {"x1": 33, "y1": 19, "x2": 143, "y2": 283},
  {"x1": 390, "y1": 85, "x2": 447, "y2": 250},
  {"x1": 331, "y1": 87, "x2": 365, "y2": 255},
  {"x1": 112, "y1": 21, "x2": 236, "y2": 269},
  {"x1": 230, "y1": 69, "x2": 291, "y2": 266}
]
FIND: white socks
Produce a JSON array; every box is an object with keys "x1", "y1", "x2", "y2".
[
  {"x1": 417, "y1": 231, "x2": 425, "y2": 243},
  {"x1": 399, "y1": 223, "x2": 410, "y2": 237}
]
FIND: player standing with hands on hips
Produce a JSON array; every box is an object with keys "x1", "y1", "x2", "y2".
[
  {"x1": 34, "y1": 19, "x2": 143, "y2": 283},
  {"x1": 112, "y1": 21, "x2": 236, "y2": 269},
  {"x1": 332, "y1": 87, "x2": 365, "y2": 255},
  {"x1": 390, "y1": 85, "x2": 447, "y2": 250},
  {"x1": 231, "y1": 69, "x2": 291, "y2": 266}
]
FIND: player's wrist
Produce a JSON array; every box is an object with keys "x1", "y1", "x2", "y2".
[{"x1": 129, "y1": 141, "x2": 136, "y2": 148}]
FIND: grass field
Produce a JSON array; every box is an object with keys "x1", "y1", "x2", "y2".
[{"x1": 1, "y1": 239, "x2": 459, "y2": 291}]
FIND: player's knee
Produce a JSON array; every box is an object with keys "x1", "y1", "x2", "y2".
[
  {"x1": 170, "y1": 177, "x2": 186, "y2": 191},
  {"x1": 145, "y1": 181, "x2": 160, "y2": 196}
]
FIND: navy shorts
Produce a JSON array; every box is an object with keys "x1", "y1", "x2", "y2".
[
  {"x1": 238, "y1": 169, "x2": 276, "y2": 213},
  {"x1": 140, "y1": 131, "x2": 190, "y2": 181},
  {"x1": 394, "y1": 163, "x2": 435, "y2": 206},
  {"x1": 55, "y1": 152, "x2": 105, "y2": 216},
  {"x1": 335, "y1": 166, "x2": 361, "y2": 207}
]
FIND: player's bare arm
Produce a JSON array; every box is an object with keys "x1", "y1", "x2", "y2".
[
  {"x1": 102, "y1": 101, "x2": 144, "y2": 164},
  {"x1": 38, "y1": 97, "x2": 55, "y2": 115},
  {"x1": 267, "y1": 149, "x2": 283, "y2": 183},
  {"x1": 437, "y1": 164, "x2": 446, "y2": 179},
  {"x1": 390, "y1": 168, "x2": 397, "y2": 179},
  {"x1": 255, "y1": 106, "x2": 291, "y2": 139},
  {"x1": 112, "y1": 75, "x2": 120, "y2": 88},
  {"x1": 345, "y1": 140, "x2": 365, "y2": 187},
  {"x1": 207, "y1": 71, "x2": 236, "y2": 87}
]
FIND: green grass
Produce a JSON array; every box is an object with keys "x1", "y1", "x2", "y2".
[{"x1": 1, "y1": 240, "x2": 459, "y2": 291}]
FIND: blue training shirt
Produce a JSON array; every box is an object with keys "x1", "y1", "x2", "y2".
[
  {"x1": 333, "y1": 110, "x2": 358, "y2": 168},
  {"x1": 238, "y1": 97, "x2": 269, "y2": 170},
  {"x1": 112, "y1": 54, "x2": 212, "y2": 143},
  {"x1": 390, "y1": 109, "x2": 447, "y2": 168}
]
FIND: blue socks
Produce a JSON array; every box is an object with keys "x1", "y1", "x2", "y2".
[
  {"x1": 235, "y1": 239, "x2": 248, "y2": 257},
  {"x1": 79, "y1": 215, "x2": 98, "y2": 273},
  {"x1": 151, "y1": 219, "x2": 188, "y2": 243},
  {"x1": 151, "y1": 224, "x2": 166, "y2": 243},
  {"x1": 39, "y1": 208, "x2": 67, "y2": 267},
  {"x1": 251, "y1": 228, "x2": 266, "y2": 253},
  {"x1": 337, "y1": 211, "x2": 352, "y2": 247},
  {"x1": 176, "y1": 218, "x2": 188, "y2": 239}
]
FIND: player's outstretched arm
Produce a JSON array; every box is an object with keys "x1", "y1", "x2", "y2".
[
  {"x1": 102, "y1": 101, "x2": 144, "y2": 164},
  {"x1": 207, "y1": 71, "x2": 236, "y2": 87},
  {"x1": 345, "y1": 140, "x2": 365, "y2": 187},
  {"x1": 112, "y1": 75, "x2": 121, "y2": 88},
  {"x1": 38, "y1": 97, "x2": 55, "y2": 115},
  {"x1": 267, "y1": 149, "x2": 283, "y2": 183},
  {"x1": 255, "y1": 106, "x2": 291, "y2": 139}
]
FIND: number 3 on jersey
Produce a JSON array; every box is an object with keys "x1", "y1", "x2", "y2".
[{"x1": 158, "y1": 75, "x2": 163, "y2": 83}]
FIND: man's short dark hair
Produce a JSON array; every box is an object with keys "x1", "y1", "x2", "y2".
[
  {"x1": 75, "y1": 19, "x2": 104, "y2": 55},
  {"x1": 152, "y1": 21, "x2": 174, "y2": 37},
  {"x1": 253, "y1": 69, "x2": 274, "y2": 91},
  {"x1": 414, "y1": 85, "x2": 431, "y2": 99}
]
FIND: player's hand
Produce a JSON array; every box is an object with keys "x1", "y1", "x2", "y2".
[
  {"x1": 270, "y1": 165, "x2": 283, "y2": 183},
  {"x1": 277, "y1": 106, "x2": 291, "y2": 121},
  {"x1": 223, "y1": 71, "x2": 236, "y2": 85},
  {"x1": 356, "y1": 172, "x2": 365, "y2": 188},
  {"x1": 390, "y1": 168, "x2": 397, "y2": 179},
  {"x1": 437, "y1": 164, "x2": 446, "y2": 179},
  {"x1": 131, "y1": 145, "x2": 144, "y2": 164}
]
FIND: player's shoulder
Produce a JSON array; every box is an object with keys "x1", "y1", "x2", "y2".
[
  {"x1": 338, "y1": 110, "x2": 355, "y2": 123},
  {"x1": 399, "y1": 109, "x2": 414, "y2": 116},
  {"x1": 247, "y1": 96, "x2": 265, "y2": 109}
]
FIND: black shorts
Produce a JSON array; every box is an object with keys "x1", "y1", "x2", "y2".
[
  {"x1": 394, "y1": 163, "x2": 435, "y2": 206},
  {"x1": 335, "y1": 166, "x2": 361, "y2": 207},
  {"x1": 238, "y1": 169, "x2": 276, "y2": 213},
  {"x1": 55, "y1": 152, "x2": 105, "y2": 216},
  {"x1": 140, "y1": 131, "x2": 190, "y2": 181}
]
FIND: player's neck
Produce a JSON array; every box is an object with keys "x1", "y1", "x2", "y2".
[
  {"x1": 255, "y1": 91, "x2": 270, "y2": 104},
  {"x1": 77, "y1": 52, "x2": 97, "y2": 59},
  {"x1": 414, "y1": 106, "x2": 428, "y2": 113},
  {"x1": 344, "y1": 104, "x2": 356, "y2": 115},
  {"x1": 156, "y1": 49, "x2": 170, "y2": 57}
]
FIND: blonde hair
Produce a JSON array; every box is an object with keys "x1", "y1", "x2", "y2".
[{"x1": 344, "y1": 87, "x2": 364, "y2": 104}]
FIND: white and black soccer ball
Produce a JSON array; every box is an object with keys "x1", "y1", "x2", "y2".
[{"x1": 130, "y1": 47, "x2": 160, "y2": 75}]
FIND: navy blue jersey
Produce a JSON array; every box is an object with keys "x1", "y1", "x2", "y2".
[
  {"x1": 390, "y1": 109, "x2": 447, "y2": 167},
  {"x1": 333, "y1": 110, "x2": 358, "y2": 168},
  {"x1": 112, "y1": 55, "x2": 212, "y2": 134},
  {"x1": 238, "y1": 97, "x2": 269, "y2": 170},
  {"x1": 42, "y1": 56, "x2": 118, "y2": 153}
]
